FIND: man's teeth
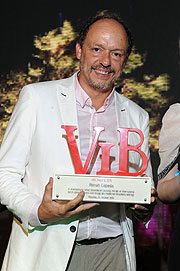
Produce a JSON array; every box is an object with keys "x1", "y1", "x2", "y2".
[{"x1": 95, "y1": 70, "x2": 109, "y2": 75}]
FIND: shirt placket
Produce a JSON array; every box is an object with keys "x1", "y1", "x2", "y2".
[{"x1": 87, "y1": 106, "x2": 98, "y2": 238}]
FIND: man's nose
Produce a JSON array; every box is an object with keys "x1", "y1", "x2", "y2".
[{"x1": 100, "y1": 51, "x2": 111, "y2": 67}]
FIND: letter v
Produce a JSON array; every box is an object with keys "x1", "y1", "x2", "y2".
[{"x1": 61, "y1": 125, "x2": 104, "y2": 174}]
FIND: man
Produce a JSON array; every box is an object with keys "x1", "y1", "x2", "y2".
[{"x1": 0, "y1": 10, "x2": 156, "y2": 271}]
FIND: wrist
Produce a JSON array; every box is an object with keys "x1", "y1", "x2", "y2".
[
  {"x1": 38, "y1": 205, "x2": 48, "y2": 224},
  {"x1": 38, "y1": 216, "x2": 47, "y2": 224}
]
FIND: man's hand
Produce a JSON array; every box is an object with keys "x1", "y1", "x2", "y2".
[
  {"x1": 128, "y1": 187, "x2": 158, "y2": 223},
  {"x1": 38, "y1": 177, "x2": 99, "y2": 223}
]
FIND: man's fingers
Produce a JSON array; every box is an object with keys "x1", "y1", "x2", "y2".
[
  {"x1": 61, "y1": 191, "x2": 99, "y2": 215},
  {"x1": 67, "y1": 202, "x2": 99, "y2": 217},
  {"x1": 133, "y1": 204, "x2": 149, "y2": 211},
  {"x1": 150, "y1": 188, "x2": 158, "y2": 205},
  {"x1": 151, "y1": 188, "x2": 158, "y2": 197},
  {"x1": 62, "y1": 191, "x2": 85, "y2": 213},
  {"x1": 75, "y1": 202, "x2": 99, "y2": 212}
]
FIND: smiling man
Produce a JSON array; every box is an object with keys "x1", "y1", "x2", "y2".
[
  {"x1": 76, "y1": 18, "x2": 128, "y2": 110},
  {"x1": 0, "y1": 10, "x2": 156, "y2": 271}
]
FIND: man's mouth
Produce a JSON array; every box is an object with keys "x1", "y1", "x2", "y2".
[
  {"x1": 96, "y1": 70, "x2": 111, "y2": 75},
  {"x1": 92, "y1": 67, "x2": 114, "y2": 75}
]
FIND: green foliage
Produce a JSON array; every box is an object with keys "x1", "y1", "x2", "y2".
[
  {"x1": 123, "y1": 48, "x2": 145, "y2": 74},
  {"x1": 121, "y1": 73, "x2": 169, "y2": 149},
  {"x1": 33, "y1": 20, "x2": 79, "y2": 80},
  {"x1": 0, "y1": 20, "x2": 172, "y2": 149},
  {"x1": 114, "y1": 46, "x2": 171, "y2": 149}
]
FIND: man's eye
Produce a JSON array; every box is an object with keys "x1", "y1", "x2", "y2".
[
  {"x1": 93, "y1": 47, "x2": 100, "y2": 52},
  {"x1": 113, "y1": 52, "x2": 126, "y2": 58},
  {"x1": 113, "y1": 52, "x2": 121, "y2": 57}
]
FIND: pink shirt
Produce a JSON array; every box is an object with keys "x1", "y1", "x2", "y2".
[
  {"x1": 29, "y1": 73, "x2": 123, "y2": 239},
  {"x1": 75, "y1": 74, "x2": 122, "y2": 240}
]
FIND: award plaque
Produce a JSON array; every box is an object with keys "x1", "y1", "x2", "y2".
[
  {"x1": 52, "y1": 174, "x2": 151, "y2": 204},
  {"x1": 52, "y1": 125, "x2": 152, "y2": 204}
]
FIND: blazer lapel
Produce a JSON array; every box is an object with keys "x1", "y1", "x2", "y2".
[
  {"x1": 115, "y1": 92, "x2": 138, "y2": 147},
  {"x1": 57, "y1": 75, "x2": 80, "y2": 146},
  {"x1": 115, "y1": 92, "x2": 129, "y2": 128},
  {"x1": 57, "y1": 77, "x2": 78, "y2": 126}
]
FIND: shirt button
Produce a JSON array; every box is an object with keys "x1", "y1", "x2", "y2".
[{"x1": 70, "y1": 225, "x2": 76, "y2": 233}]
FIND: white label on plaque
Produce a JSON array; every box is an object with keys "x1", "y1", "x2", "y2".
[{"x1": 52, "y1": 174, "x2": 151, "y2": 204}]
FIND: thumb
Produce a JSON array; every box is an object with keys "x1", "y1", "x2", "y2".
[{"x1": 43, "y1": 177, "x2": 53, "y2": 202}]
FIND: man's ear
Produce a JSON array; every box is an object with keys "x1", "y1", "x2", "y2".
[{"x1": 76, "y1": 43, "x2": 82, "y2": 60}]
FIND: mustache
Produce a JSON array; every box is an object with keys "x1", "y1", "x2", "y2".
[{"x1": 91, "y1": 65, "x2": 115, "y2": 73}]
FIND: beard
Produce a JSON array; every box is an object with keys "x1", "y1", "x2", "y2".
[
  {"x1": 80, "y1": 62, "x2": 116, "y2": 91},
  {"x1": 88, "y1": 77, "x2": 113, "y2": 90}
]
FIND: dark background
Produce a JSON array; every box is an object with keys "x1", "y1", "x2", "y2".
[
  {"x1": 1, "y1": 1, "x2": 180, "y2": 99},
  {"x1": 0, "y1": 1, "x2": 180, "y2": 270}
]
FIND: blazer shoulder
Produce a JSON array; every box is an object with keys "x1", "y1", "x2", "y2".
[
  {"x1": 115, "y1": 91, "x2": 148, "y2": 117},
  {"x1": 22, "y1": 74, "x2": 75, "y2": 95}
]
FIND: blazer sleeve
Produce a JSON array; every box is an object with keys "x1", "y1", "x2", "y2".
[{"x1": 0, "y1": 85, "x2": 41, "y2": 232}]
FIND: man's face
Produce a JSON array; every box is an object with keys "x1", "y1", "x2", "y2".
[{"x1": 76, "y1": 19, "x2": 128, "y2": 93}]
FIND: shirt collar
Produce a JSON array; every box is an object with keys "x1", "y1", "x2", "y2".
[{"x1": 75, "y1": 72, "x2": 115, "y2": 110}]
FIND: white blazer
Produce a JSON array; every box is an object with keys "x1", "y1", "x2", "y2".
[{"x1": 0, "y1": 73, "x2": 153, "y2": 271}]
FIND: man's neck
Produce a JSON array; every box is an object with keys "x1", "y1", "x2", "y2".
[
  {"x1": 77, "y1": 74, "x2": 113, "y2": 110},
  {"x1": 89, "y1": 92, "x2": 111, "y2": 110}
]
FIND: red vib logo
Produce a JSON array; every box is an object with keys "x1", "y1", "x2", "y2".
[{"x1": 61, "y1": 125, "x2": 148, "y2": 176}]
